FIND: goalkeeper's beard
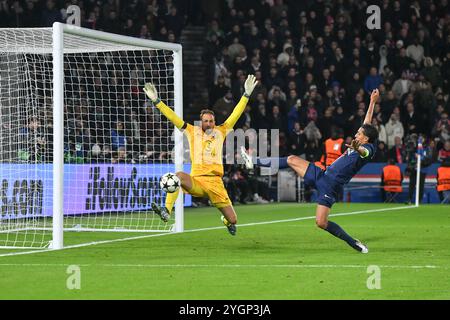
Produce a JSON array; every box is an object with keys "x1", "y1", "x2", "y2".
[{"x1": 202, "y1": 125, "x2": 214, "y2": 132}]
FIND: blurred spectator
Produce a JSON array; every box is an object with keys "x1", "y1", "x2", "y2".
[
  {"x1": 304, "y1": 140, "x2": 322, "y2": 163},
  {"x1": 438, "y1": 140, "x2": 450, "y2": 162},
  {"x1": 432, "y1": 112, "x2": 450, "y2": 143},
  {"x1": 392, "y1": 71, "x2": 413, "y2": 100},
  {"x1": 287, "y1": 99, "x2": 301, "y2": 133},
  {"x1": 436, "y1": 159, "x2": 450, "y2": 204},
  {"x1": 41, "y1": 0, "x2": 63, "y2": 26},
  {"x1": 422, "y1": 57, "x2": 443, "y2": 90},
  {"x1": 207, "y1": 19, "x2": 224, "y2": 41},
  {"x1": 402, "y1": 102, "x2": 421, "y2": 135},
  {"x1": 404, "y1": 135, "x2": 433, "y2": 204},
  {"x1": 364, "y1": 67, "x2": 383, "y2": 94},
  {"x1": 392, "y1": 47, "x2": 415, "y2": 78},
  {"x1": 19, "y1": 117, "x2": 47, "y2": 162},
  {"x1": 381, "y1": 158, "x2": 404, "y2": 203},
  {"x1": 374, "y1": 141, "x2": 389, "y2": 162},
  {"x1": 229, "y1": 166, "x2": 250, "y2": 204},
  {"x1": 270, "y1": 105, "x2": 287, "y2": 134},
  {"x1": 388, "y1": 136, "x2": 406, "y2": 164},
  {"x1": 268, "y1": 86, "x2": 287, "y2": 114},
  {"x1": 255, "y1": 103, "x2": 271, "y2": 130},
  {"x1": 289, "y1": 122, "x2": 306, "y2": 156},
  {"x1": 317, "y1": 108, "x2": 334, "y2": 139},
  {"x1": 165, "y1": 5, "x2": 184, "y2": 38},
  {"x1": 213, "y1": 90, "x2": 235, "y2": 124},
  {"x1": 348, "y1": 108, "x2": 366, "y2": 136},
  {"x1": 333, "y1": 106, "x2": 347, "y2": 130},
  {"x1": 322, "y1": 127, "x2": 345, "y2": 168},
  {"x1": 209, "y1": 75, "x2": 230, "y2": 106},
  {"x1": 113, "y1": 146, "x2": 132, "y2": 164},
  {"x1": 406, "y1": 38, "x2": 425, "y2": 67},
  {"x1": 111, "y1": 121, "x2": 127, "y2": 151},
  {"x1": 304, "y1": 120, "x2": 322, "y2": 145},
  {"x1": 236, "y1": 105, "x2": 253, "y2": 130},
  {"x1": 372, "y1": 118, "x2": 387, "y2": 145}
]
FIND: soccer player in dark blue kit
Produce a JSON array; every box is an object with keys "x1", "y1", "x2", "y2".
[{"x1": 241, "y1": 89, "x2": 380, "y2": 253}]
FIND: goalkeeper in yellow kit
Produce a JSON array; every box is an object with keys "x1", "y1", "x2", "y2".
[{"x1": 143, "y1": 75, "x2": 258, "y2": 235}]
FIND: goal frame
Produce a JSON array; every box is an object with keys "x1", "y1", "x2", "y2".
[{"x1": 51, "y1": 22, "x2": 184, "y2": 249}]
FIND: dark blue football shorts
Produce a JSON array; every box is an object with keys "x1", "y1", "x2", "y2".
[{"x1": 303, "y1": 163, "x2": 342, "y2": 208}]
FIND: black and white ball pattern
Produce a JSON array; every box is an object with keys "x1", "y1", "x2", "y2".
[{"x1": 160, "y1": 173, "x2": 181, "y2": 193}]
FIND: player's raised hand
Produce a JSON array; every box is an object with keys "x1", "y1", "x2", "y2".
[
  {"x1": 244, "y1": 74, "x2": 258, "y2": 97},
  {"x1": 143, "y1": 83, "x2": 159, "y2": 103},
  {"x1": 370, "y1": 89, "x2": 380, "y2": 103},
  {"x1": 345, "y1": 139, "x2": 362, "y2": 151}
]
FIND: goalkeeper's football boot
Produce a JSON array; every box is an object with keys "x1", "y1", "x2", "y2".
[
  {"x1": 151, "y1": 202, "x2": 170, "y2": 223},
  {"x1": 222, "y1": 216, "x2": 237, "y2": 236},
  {"x1": 353, "y1": 239, "x2": 369, "y2": 253},
  {"x1": 240, "y1": 146, "x2": 254, "y2": 170}
]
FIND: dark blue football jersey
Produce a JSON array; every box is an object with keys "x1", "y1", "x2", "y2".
[{"x1": 323, "y1": 143, "x2": 376, "y2": 186}]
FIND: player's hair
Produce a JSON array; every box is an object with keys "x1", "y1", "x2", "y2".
[
  {"x1": 361, "y1": 124, "x2": 379, "y2": 143},
  {"x1": 200, "y1": 109, "x2": 215, "y2": 119}
]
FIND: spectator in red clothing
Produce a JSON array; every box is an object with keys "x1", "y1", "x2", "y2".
[
  {"x1": 388, "y1": 136, "x2": 406, "y2": 164},
  {"x1": 438, "y1": 140, "x2": 450, "y2": 162},
  {"x1": 433, "y1": 112, "x2": 450, "y2": 144}
]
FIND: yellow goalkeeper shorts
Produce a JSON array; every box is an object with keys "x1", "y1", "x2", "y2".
[{"x1": 183, "y1": 175, "x2": 232, "y2": 209}]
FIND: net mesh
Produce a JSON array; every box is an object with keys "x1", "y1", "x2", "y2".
[{"x1": 0, "y1": 28, "x2": 179, "y2": 248}]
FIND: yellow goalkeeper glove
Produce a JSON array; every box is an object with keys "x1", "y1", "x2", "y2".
[
  {"x1": 244, "y1": 74, "x2": 258, "y2": 97},
  {"x1": 143, "y1": 83, "x2": 159, "y2": 103}
]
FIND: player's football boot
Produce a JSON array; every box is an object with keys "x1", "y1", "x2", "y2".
[
  {"x1": 151, "y1": 202, "x2": 170, "y2": 222},
  {"x1": 240, "y1": 146, "x2": 254, "y2": 170},
  {"x1": 353, "y1": 239, "x2": 369, "y2": 253},
  {"x1": 222, "y1": 216, "x2": 237, "y2": 236}
]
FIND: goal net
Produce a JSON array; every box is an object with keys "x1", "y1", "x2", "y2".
[{"x1": 0, "y1": 23, "x2": 184, "y2": 249}]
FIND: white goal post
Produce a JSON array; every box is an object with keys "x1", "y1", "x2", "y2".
[{"x1": 0, "y1": 23, "x2": 184, "y2": 250}]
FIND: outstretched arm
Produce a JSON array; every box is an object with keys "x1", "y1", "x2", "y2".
[
  {"x1": 143, "y1": 83, "x2": 185, "y2": 130},
  {"x1": 363, "y1": 89, "x2": 380, "y2": 125},
  {"x1": 223, "y1": 74, "x2": 258, "y2": 129},
  {"x1": 345, "y1": 139, "x2": 369, "y2": 158}
]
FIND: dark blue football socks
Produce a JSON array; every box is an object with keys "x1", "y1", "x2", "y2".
[
  {"x1": 256, "y1": 157, "x2": 289, "y2": 169},
  {"x1": 325, "y1": 221, "x2": 357, "y2": 248}
]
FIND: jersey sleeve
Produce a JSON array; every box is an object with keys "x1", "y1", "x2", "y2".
[
  {"x1": 222, "y1": 95, "x2": 249, "y2": 129},
  {"x1": 183, "y1": 123, "x2": 194, "y2": 138},
  {"x1": 361, "y1": 143, "x2": 375, "y2": 159},
  {"x1": 155, "y1": 100, "x2": 185, "y2": 130}
]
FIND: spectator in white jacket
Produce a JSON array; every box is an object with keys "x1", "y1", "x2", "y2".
[
  {"x1": 372, "y1": 118, "x2": 387, "y2": 144},
  {"x1": 385, "y1": 113, "x2": 405, "y2": 148},
  {"x1": 406, "y1": 38, "x2": 424, "y2": 66},
  {"x1": 392, "y1": 71, "x2": 413, "y2": 100}
]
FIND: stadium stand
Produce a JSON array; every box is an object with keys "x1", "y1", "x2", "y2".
[{"x1": 1, "y1": 0, "x2": 449, "y2": 204}]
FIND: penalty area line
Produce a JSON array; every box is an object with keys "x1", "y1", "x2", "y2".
[
  {"x1": 0, "y1": 263, "x2": 445, "y2": 270},
  {"x1": 0, "y1": 205, "x2": 415, "y2": 258}
]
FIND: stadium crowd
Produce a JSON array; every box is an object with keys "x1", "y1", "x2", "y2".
[
  {"x1": 203, "y1": 0, "x2": 449, "y2": 163},
  {"x1": 202, "y1": 0, "x2": 450, "y2": 203},
  {"x1": 2, "y1": 0, "x2": 450, "y2": 204}
]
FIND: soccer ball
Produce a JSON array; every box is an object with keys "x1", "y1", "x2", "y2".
[{"x1": 159, "y1": 173, "x2": 181, "y2": 193}]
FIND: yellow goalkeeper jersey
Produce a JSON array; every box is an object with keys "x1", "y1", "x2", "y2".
[
  {"x1": 154, "y1": 96, "x2": 249, "y2": 177},
  {"x1": 184, "y1": 123, "x2": 228, "y2": 177}
]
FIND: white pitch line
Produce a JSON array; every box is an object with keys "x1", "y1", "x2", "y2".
[
  {"x1": 0, "y1": 263, "x2": 445, "y2": 269},
  {"x1": 0, "y1": 205, "x2": 415, "y2": 258}
]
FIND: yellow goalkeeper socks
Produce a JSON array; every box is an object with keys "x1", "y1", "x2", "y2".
[
  {"x1": 165, "y1": 189, "x2": 180, "y2": 214},
  {"x1": 222, "y1": 216, "x2": 232, "y2": 227}
]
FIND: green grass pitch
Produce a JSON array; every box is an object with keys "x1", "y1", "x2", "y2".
[{"x1": 0, "y1": 203, "x2": 449, "y2": 299}]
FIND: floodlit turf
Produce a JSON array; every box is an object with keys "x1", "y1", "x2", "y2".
[{"x1": 0, "y1": 203, "x2": 449, "y2": 299}]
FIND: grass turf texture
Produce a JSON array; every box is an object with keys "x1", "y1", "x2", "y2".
[{"x1": 0, "y1": 203, "x2": 449, "y2": 299}]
